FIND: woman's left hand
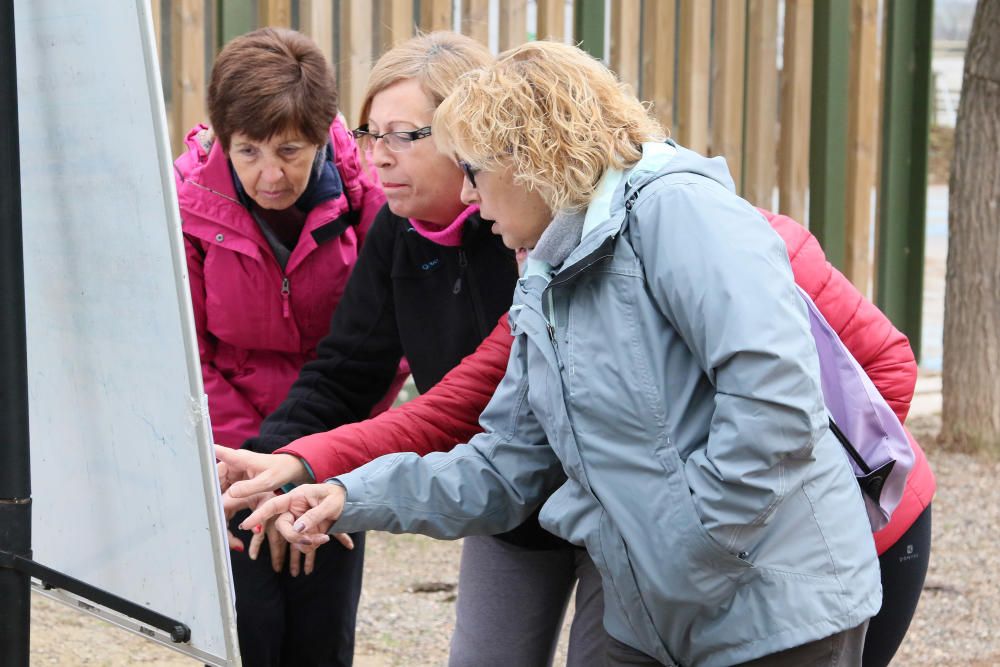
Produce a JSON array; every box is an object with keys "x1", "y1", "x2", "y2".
[{"x1": 241, "y1": 483, "x2": 349, "y2": 555}]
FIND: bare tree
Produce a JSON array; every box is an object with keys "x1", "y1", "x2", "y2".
[{"x1": 942, "y1": 0, "x2": 1000, "y2": 454}]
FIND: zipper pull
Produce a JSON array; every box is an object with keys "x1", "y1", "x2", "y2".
[
  {"x1": 453, "y1": 250, "x2": 468, "y2": 294},
  {"x1": 281, "y1": 277, "x2": 291, "y2": 318}
]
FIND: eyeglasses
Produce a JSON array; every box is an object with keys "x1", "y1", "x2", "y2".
[
  {"x1": 458, "y1": 160, "x2": 479, "y2": 188},
  {"x1": 352, "y1": 125, "x2": 432, "y2": 152}
]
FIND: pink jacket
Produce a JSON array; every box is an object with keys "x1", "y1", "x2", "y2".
[{"x1": 175, "y1": 119, "x2": 387, "y2": 447}]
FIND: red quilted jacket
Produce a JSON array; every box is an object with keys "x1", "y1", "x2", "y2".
[{"x1": 278, "y1": 209, "x2": 935, "y2": 554}]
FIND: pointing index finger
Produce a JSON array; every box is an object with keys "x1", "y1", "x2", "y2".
[{"x1": 239, "y1": 494, "x2": 290, "y2": 531}]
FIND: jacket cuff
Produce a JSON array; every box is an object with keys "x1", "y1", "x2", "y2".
[
  {"x1": 276, "y1": 454, "x2": 317, "y2": 494},
  {"x1": 326, "y1": 472, "x2": 367, "y2": 534}
]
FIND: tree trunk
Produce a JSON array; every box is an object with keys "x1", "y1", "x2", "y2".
[{"x1": 941, "y1": 0, "x2": 1000, "y2": 455}]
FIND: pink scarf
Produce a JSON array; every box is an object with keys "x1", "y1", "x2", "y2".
[{"x1": 408, "y1": 205, "x2": 480, "y2": 247}]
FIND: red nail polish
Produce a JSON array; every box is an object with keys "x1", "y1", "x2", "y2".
[
  {"x1": 253, "y1": 524, "x2": 262, "y2": 534},
  {"x1": 232, "y1": 544, "x2": 244, "y2": 553}
]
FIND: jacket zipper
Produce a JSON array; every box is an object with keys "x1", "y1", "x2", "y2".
[
  {"x1": 281, "y1": 276, "x2": 291, "y2": 318},
  {"x1": 452, "y1": 249, "x2": 468, "y2": 294},
  {"x1": 546, "y1": 288, "x2": 564, "y2": 368}
]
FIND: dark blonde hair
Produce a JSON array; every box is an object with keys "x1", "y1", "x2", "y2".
[
  {"x1": 207, "y1": 27, "x2": 337, "y2": 151},
  {"x1": 356, "y1": 31, "x2": 492, "y2": 129},
  {"x1": 435, "y1": 41, "x2": 665, "y2": 211}
]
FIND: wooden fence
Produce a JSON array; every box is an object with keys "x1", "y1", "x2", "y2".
[{"x1": 151, "y1": 0, "x2": 933, "y2": 358}]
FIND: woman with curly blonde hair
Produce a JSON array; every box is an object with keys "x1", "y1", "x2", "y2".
[{"x1": 243, "y1": 41, "x2": 882, "y2": 666}]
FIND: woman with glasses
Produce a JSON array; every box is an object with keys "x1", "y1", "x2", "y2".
[
  {"x1": 221, "y1": 32, "x2": 607, "y2": 666},
  {"x1": 174, "y1": 28, "x2": 403, "y2": 666}
]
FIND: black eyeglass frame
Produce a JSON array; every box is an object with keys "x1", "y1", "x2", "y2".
[
  {"x1": 352, "y1": 125, "x2": 432, "y2": 152},
  {"x1": 457, "y1": 160, "x2": 479, "y2": 189}
]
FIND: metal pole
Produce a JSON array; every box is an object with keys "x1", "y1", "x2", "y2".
[
  {"x1": 876, "y1": 0, "x2": 934, "y2": 362},
  {"x1": 808, "y1": 0, "x2": 850, "y2": 269},
  {"x1": 574, "y1": 0, "x2": 605, "y2": 61},
  {"x1": 0, "y1": 0, "x2": 31, "y2": 663}
]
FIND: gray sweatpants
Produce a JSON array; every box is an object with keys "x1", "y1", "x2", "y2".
[{"x1": 448, "y1": 535, "x2": 606, "y2": 667}]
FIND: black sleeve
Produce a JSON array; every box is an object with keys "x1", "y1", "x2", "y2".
[{"x1": 243, "y1": 208, "x2": 405, "y2": 453}]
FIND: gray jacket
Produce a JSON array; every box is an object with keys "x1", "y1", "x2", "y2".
[{"x1": 333, "y1": 142, "x2": 882, "y2": 666}]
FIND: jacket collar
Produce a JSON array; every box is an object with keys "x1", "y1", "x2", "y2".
[{"x1": 547, "y1": 141, "x2": 680, "y2": 286}]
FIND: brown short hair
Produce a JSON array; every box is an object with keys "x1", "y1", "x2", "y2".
[
  {"x1": 207, "y1": 27, "x2": 337, "y2": 151},
  {"x1": 356, "y1": 31, "x2": 492, "y2": 129}
]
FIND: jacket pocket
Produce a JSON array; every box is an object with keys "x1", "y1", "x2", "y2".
[{"x1": 645, "y1": 446, "x2": 755, "y2": 606}]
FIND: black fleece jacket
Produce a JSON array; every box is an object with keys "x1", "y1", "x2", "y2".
[{"x1": 244, "y1": 203, "x2": 569, "y2": 549}]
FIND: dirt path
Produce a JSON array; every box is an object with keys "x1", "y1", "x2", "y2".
[{"x1": 29, "y1": 416, "x2": 999, "y2": 666}]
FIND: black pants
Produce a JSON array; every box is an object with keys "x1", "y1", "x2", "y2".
[
  {"x1": 228, "y1": 511, "x2": 365, "y2": 667},
  {"x1": 863, "y1": 503, "x2": 933, "y2": 667}
]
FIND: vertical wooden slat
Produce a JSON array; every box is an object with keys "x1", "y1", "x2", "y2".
[
  {"x1": 339, "y1": 0, "x2": 374, "y2": 128},
  {"x1": 778, "y1": 0, "x2": 813, "y2": 224},
  {"x1": 218, "y1": 0, "x2": 256, "y2": 45},
  {"x1": 610, "y1": 0, "x2": 641, "y2": 93},
  {"x1": 419, "y1": 0, "x2": 453, "y2": 32},
  {"x1": 171, "y1": 0, "x2": 207, "y2": 156},
  {"x1": 207, "y1": 0, "x2": 218, "y2": 58},
  {"x1": 711, "y1": 0, "x2": 747, "y2": 188},
  {"x1": 641, "y1": 0, "x2": 676, "y2": 133},
  {"x1": 151, "y1": 0, "x2": 162, "y2": 57},
  {"x1": 743, "y1": 0, "x2": 778, "y2": 208},
  {"x1": 499, "y1": 0, "x2": 528, "y2": 51},
  {"x1": 462, "y1": 0, "x2": 491, "y2": 45},
  {"x1": 537, "y1": 0, "x2": 565, "y2": 41},
  {"x1": 258, "y1": 0, "x2": 292, "y2": 27},
  {"x1": 300, "y1": 0, "x2": 335, "y2": 63},
  {"x1": 676, "y1": 0, "x2": 711, "y2": 154},
  {"x1": 379, "y1": 0, "x2": 415, "y2": 49},
  {"x1": 844, "y1": 0, "x2": 879, "y2": 293}
]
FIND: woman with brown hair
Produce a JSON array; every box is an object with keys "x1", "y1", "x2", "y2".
[{"x1": 174, "y1": 27, "x2": 396, "y2": 666}]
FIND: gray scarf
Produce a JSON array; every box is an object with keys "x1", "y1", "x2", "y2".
[{"x1": 529, "y1": 209, "x2": 586, "y2": 268}]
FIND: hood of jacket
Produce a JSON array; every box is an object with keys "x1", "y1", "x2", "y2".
[{"x1": 525, "y1": 140, "x2": 736, "y2": 282}]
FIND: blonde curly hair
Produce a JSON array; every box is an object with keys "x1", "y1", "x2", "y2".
[{"x1": 434, "y1": 41, "x2": 665, "y2": 212}]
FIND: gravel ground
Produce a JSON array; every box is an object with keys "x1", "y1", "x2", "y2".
[{"x1": 28, "y1": 412, "x2": 999, "y2": 666}]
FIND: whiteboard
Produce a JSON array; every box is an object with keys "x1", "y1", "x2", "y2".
[{"x1": 16, "y1": 1, "x2": 240, "y2": 665}]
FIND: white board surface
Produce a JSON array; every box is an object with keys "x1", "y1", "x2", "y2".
[{"x1": 16, "y1": 1, "x2": 240, "y2": 664}]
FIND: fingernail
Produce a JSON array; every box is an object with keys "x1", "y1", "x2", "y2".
[
  {"x1": 232, "y1": 545, "x2": 244, "y2": 553},
  {"x1": 252, "y1": 524, "x2": 262, "y2": 534},
  {"x1": 294, "y1": 521, "x2": 306, "y2": 533}
]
